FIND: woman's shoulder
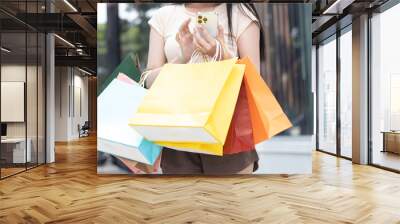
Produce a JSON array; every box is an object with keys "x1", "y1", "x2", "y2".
[
  {"x1": 231, "y1": 3, "x2": 258, "y2": 22},
  {"x1": 152, "y1": 4, "x2": 180, "y2": 16},
  {"x1": 148, "y1": 4, "x2": 183, "y2": 36},
  {"x1": 230, "y1": 4, "x2": 259, "y2": 40}
]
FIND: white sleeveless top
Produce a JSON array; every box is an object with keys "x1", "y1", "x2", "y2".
[{"x1": 148, "y1": 3, "x2": 258, "y2": 63}]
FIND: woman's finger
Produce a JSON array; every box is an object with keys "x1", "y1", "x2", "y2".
[
  {"x1": 179, "y1": 18, "x2": 191, "y2": 34},
  {"x1": 182, "y1": 31, "x2": 192, "y2": 40},
  {"x1": 194, "y1": 27, "x2": 213, "y2": 52},
  {"x1": 178, "y1": 19, "x2": 193, "y2": 44},
  {"x1": 193, "y1": 36, "x2": 206, "y2": 54},
  {"x1": 177, "y1": 20, "x2": 193, "y2": 45}
]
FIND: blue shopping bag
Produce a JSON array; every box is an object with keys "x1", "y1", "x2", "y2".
[{"x1": 97, "y1": 73, "x2": 161, "y2": 165}]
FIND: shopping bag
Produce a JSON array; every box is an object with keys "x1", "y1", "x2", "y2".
[
  {"x1": 129, "y1": 58, "x2": 245, "y2": 156},
  {"x1": 97, "y1": 53, "x2": 141, "y2": 96},
  {"x1": 159, "y1": 81, "x2": 255, "y2": 155},
  {"x1": 222, "y1": 81, "x2": 255, "y2": 154},
  {"x1": 117, "y1": 155, "x2": 161, "y2": 174},
  {"x1": 97, "y1": 73, "x2": 161, "y2": 165},
  {"x1": 238, "y1": 57, "x2": 292, "y2": 143}
]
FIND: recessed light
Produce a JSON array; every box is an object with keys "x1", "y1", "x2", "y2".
[
  {"x1": 63, "y1": 0, "x2": 78, "y2": 12},
  {"x1": 322, "y1": 0, "x2": 354, "y2": 15},
  {"x1": 54, "y1": 34, "x2": 75, "y2": 48},
  {"x1": 1, "y1": 47, "x2": 11, "y2": 53},
  {"x1": 78, "y1": 67, "x2": 93, "y2": 76}
]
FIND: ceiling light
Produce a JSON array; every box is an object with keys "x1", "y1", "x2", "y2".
[
  {"x1": 1, "y1": 47, "x2": 11, "y2": 53},
  {"x1": 54, "y1": 34, "x2": 75, "y2": 48},
  {"x1": 323, "y1": 0, "x2": 354, "y2": 15},
  {"x1": 63, "y1": 0, "x2": 78, "y2": 12},
  {"x1": 78, "y1": 67, "x2": 93, "y2": 76}
]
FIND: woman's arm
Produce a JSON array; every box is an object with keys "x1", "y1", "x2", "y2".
[
  {"x1": 237, "y1": 22, "x2": 261, "y2": 73},
  {"x1": 145, "y1": 27, "x2": 166, "y2": 87}
]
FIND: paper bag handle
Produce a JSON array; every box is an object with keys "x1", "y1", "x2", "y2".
[
  {"x1": 139, "y1": 70, "x2": 152, "y2": 88},
  {"x1": 189, "y1": 39, "x2": 222, "y2": 64}
]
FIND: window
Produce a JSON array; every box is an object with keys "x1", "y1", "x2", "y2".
[
  {"x1": 0, "y1": 1, "x2": 47, "y2": 179},
  {"x1": 317, "y1": 36, "x2": 337, "y2": 154},
  {"x1": 339, "y1": 28, "x2": 352, "y2": 158},
  {"x1": 370, "y1": 3, "x2": 400, "y2": 171}
]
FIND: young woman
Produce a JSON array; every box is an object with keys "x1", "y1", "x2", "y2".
[{"x1": 145, "y1": 3, "x2": 264, "y2": 174}]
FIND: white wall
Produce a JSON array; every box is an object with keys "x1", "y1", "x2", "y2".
[
  {"x1": 1, "y1": 65, "x2": 38, "y2": 138},
  {"x1": 54, "y1": 67, "x2": 89, "y2": 141},
  {"x1": 55, "y1": 66, "x2": 69, "y2": 141},
  {"x1": 1, "y1": 63, "x2": 46, "y2": 163},
  {"x1": 72, "y1": 73, "x2": 89, "y2": 138},
  {"x1": 1, "y1": 66, "x2": 26, "y2": 130}
]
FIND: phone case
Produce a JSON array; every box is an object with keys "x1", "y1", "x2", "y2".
[{"x1": 196, "y1": 12, "x2": 218, "y2": 37}]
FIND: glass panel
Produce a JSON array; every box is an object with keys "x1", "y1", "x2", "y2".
[
  {"x1": 1, "y1": 31, "x2": 27, "y2": 177},
  {"x1": 340, "y1": 29, "x2": 352, "y2": 158},
  {"x1": 371, "y1": 3, "x2": 400, "y2": 171},
  {"x1": 0, "y1": 0, "x2": 46, "y2": 178},
  {"x1": 26, "y1": 0, "x2": 39, "y2": 169},
  {"x1": 27, "y1": 30, "x2": 38, "y2": 169},
  {"x1": 318, "y1": 37, "x2": 337, "y2": 154},
  {"x1": 38, "y1": 32, "x2": 45, "y2": 165}
]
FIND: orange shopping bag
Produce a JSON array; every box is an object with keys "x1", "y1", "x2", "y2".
[{"x1": 237, "y1": 57, "x2": 292, "y2": 144}]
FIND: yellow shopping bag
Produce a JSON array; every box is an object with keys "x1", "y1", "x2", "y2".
[{"x1": 129, "y1": 58, "x2": 245, "y2": 156}]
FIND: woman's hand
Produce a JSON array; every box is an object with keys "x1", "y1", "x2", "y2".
[
  {"x1": 176, "y1": 19, "x2": 196, "y2": 63},
  {"x1": 193, "y1": 25, "x2": 232, "y2": 60}
]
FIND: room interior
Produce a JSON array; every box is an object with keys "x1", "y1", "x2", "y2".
[
  {"x1": 0, "y1": 0, "x2": 400, "y2": 222},
  {"x1": 1, "y1": 30, "x2": 46, "y2": 178},
  {"x1": 0, "y1": 0, "x2": 96, "y2": 179},
  {"x1": 2, "y1": 0, "x2": 398, "y2": 177}
]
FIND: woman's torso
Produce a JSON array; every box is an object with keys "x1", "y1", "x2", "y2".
[{"x1": 148, "y1": 3, "x2": 257, "y2": 63}]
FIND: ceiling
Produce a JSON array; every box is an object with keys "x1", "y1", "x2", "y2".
[
  {"x1": 0, "y1": 0, "x2": 97, "y2": 74},
  {"x1": 311, "y1": 0, "x2": 391, "y2": 43},
  {"x1": 0, "y1": 0, "x2": 394, "y2": 74}
]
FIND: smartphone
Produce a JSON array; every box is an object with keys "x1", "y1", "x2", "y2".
[{"x1": 196, "y1": 12, "x2": 218, "y2": 37}]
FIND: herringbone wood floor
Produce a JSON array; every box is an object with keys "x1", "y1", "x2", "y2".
[{"x1": 1, "y1": 136, "x2": 400, "y2": 224}]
